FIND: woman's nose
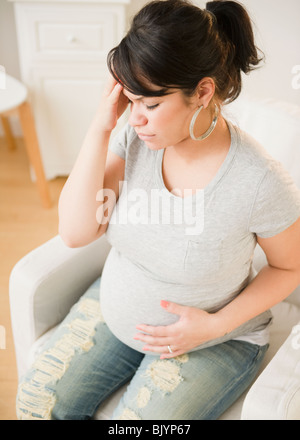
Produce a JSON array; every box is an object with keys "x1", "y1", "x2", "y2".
[{"x1": 128, "y1": 104, "x2": 148, "y2": 127}]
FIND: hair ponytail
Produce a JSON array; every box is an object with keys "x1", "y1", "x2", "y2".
[
  {"x1": 206, "y1": 1, "x2": 263, "y2": 74},
  {"x1": 108, "y1": 0, "x2": 263, "y2": 105}
]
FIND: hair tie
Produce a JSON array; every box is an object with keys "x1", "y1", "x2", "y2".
[{"x1": 205, "y1": 8, "x2": 217, "y2": 24}]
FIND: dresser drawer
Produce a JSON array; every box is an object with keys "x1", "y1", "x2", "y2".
[
  {"x1": 14, "y1": 3, "x2": 126, "y2": 63},
  {"x1": 38, "y1": 22, "x2": 107, "y2": 53}
]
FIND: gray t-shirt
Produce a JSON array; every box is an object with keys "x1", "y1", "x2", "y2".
[{"x1": 99, "y1": 121, "x2": 300, "y2": 354}]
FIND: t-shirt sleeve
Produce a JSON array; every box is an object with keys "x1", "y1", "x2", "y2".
[
  {"x1": 249, "y1": 161, "x2": 300, "y2": 238},
  {"x1": 108, "y1": 123, "x2": 129, "y2": 160}
]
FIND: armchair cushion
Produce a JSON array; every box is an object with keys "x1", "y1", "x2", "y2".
[
  {"x1": 241, "y1": 318, "x2": 300, "y2": 420},
  {"x1": 219, "y1": 300, "x2": 300, "y2": 420}
]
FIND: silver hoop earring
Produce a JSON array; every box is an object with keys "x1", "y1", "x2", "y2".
[{"x1": 189, "y1": 104, "x2": 219, "y2": 141}]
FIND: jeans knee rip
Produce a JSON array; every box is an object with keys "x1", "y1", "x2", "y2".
[
  {"x1": 16, "y1": 298, "x2": 104, "y2": 420},
  {"x1": 114, "y1": 355, "x2": 190, "y2": 420},
  {"x1": 145, "y1": 355, "x2": 189, "y2": 395},
  {"x1": 136, "y1": 386, "x2": 152, "y2": 408}
]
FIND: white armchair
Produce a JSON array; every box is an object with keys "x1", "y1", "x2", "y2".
[{"x1": 9, "y1": 98, "x2": 300, "y2": 420}]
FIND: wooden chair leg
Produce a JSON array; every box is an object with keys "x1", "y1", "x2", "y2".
[
  {"x1": 0, "y1": 114, "x2": 17, "y2": 150},
  {"x1": 18, "y1": 101, "x2": 52, "y2": 209}
]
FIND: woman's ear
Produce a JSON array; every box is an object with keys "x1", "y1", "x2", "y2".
[{"x1": 195, "y1": 77, "x2": 215, "y2": 108}]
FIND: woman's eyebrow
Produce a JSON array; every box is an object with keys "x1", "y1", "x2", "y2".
[
  {"x1": 130, "y1": 96, "x2": 144, "y2": 102},
  {"x1": 122, "y1": 90, "x2": 143, "y2": 101}
]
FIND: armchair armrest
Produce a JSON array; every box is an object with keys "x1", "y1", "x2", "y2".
[
  {"x1": 241, "y1": 321, "x2": 300, "y2": 420},
  {"x1": 9, "y1": 234, "x2": 111, "y2": 378}
]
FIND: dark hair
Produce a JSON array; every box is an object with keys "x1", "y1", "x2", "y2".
[{"x1": 107, "y1": 0, "x2": 263, "y2": 104}]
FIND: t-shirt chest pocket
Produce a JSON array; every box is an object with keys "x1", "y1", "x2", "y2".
[{"x1": 183, "y1": 239, "x2": 221, "y2": 280}]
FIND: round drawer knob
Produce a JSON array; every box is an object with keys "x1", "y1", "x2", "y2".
[{"x1": 67, "y1": 34, "x2": 78, "y2": 44}]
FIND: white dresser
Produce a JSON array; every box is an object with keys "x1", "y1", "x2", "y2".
[{"x1": 11, "y1": 0, "x2": 131, "y2": 179}]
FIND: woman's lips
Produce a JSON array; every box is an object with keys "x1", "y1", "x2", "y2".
[{"x1": 137, "y1": 133, "x2": 155, "y2": 141}]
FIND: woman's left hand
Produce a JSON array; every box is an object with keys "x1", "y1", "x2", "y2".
[{"x1": 134, "y1": 300, "x2": 221, "y2": 358}]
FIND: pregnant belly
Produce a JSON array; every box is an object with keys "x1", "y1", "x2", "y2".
[
  {"x1": 100, "y1": 249, "x2": 181, "y2": 353},
  {"x1": 99, "y1": 248, "x2": 247, "y2": 354}
]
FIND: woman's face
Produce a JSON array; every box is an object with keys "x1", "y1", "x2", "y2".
[{"x1": 123, "y1": 88, "x2": 197, "y2": 150}]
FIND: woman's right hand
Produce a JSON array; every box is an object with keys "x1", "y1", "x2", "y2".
[{"x1": 97, "y1": 75, "x2": 129, "y2": 132}]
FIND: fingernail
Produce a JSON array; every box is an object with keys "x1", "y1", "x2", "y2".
[{"x1": 161, "y1": 300, "x2": 169, "y2": 308}]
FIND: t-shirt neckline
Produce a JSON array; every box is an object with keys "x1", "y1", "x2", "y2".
[{"x1": 155, "y1": 120, "x2": 238, "y2": 200}]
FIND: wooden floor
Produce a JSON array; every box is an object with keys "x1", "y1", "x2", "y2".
[{"x1": 0, "y1": 136, "x2": 67, "y2": 420}]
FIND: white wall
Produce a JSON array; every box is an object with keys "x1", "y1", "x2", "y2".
[
  {"x1": 0, "y1": 0, "x2": 22, "y2": 136},
  {"x1": 0, "y1": 0, "x2": 20, "y2": 79},
  {"x1": 236, "y1": 0, "x2": 300, "y2": 105}
]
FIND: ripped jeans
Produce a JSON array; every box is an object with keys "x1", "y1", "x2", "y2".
[{"x1": 16, "y1": 277, "x2": 268, "y2": 420}]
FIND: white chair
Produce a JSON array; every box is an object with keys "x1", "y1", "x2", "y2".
[
  {"x1": 9, "y1": 98, "x2": 300, "y2": 420},
  {"x1": 0, "y1": 73, "x2": 51, "y2": 208}
]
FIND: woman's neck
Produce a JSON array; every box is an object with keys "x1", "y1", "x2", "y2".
[{"x1": 169, "y1": 115, "x2": 231, "y2": 165}]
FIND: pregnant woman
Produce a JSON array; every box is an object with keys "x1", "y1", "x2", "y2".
[{"x1": 17, "y1": 0, "x2": 300, "y2": 420}]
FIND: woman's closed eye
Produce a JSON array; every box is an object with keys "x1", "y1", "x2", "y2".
[
  {"x1": 127, "y1": 97, "x2": 159, "y2": 111},
  {"x1": 146, "y1": 103, "x2": 159, "y2": 111}
]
